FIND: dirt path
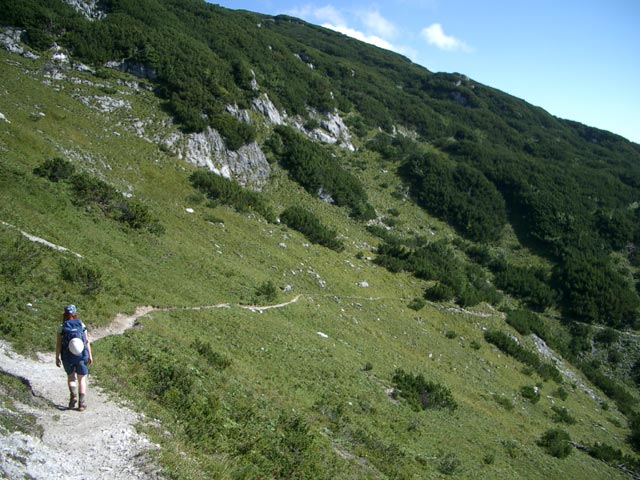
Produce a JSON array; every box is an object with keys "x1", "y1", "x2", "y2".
[{"x1": 0, "y1": 302, "x2": 171, "y2": 479}]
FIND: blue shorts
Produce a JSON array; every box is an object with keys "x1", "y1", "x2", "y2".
[{"x1": 62, "y1": 357, "x2": 89, "y2": 376}]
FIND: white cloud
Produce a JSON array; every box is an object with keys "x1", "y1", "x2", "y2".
[
  {"x1": 322, "y1": 23, "x2": 395, "y2": 51},
  {"x1": 288, "y1": 5, "x2": 345, "y2": 26},
  {"x1": 362, "y1": 10, "x2": 397, "y2": 38},
  {"x1": 289, "y1": 5, "x2": 415, "y2": 60},
  {"x1": 421, "y1": 23, "x2": 471, "y2": 52}
]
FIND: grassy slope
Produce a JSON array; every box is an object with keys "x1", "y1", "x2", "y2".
[{"x1": 0, "y1": 49, "x2": 634, "y2": 478}]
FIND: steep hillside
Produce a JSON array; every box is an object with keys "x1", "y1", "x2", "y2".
[{"x1": 1, "y1": 1, "x2": 640, "y2": 478}]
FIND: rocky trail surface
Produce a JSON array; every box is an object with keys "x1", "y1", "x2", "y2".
[{"x1": 0, "y1": 307, "x2": 165, "y2": 480}]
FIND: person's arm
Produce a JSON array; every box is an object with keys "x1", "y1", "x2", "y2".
[
  {"x1": 85, "y1": 330, "x2": 93, "y2": 365},
  {"x1": 55, "y1": 333, "x2": 62, "y2": 367}
]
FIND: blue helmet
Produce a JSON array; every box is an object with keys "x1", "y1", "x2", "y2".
[{"x1": 64, "y1": 304, "x2": 77, "y2": 314}]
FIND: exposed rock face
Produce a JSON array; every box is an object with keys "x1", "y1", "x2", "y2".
[
  {"x1": 183, "y1": 127, "x2": 271, "y2": 189},
  {"x1": 0, "y1": 28, "x2": 24, "y2": 55},
  {"x1": 252, "y1": 93, "x2": 284, "y2": 125},
  {"x1": 0, "y1": 28, "x2": 38, "y2": 59},
  {"x1": 63, "y1": 0, "x2": 106, "y2": 20},
  {"x1": 226, "y1": 103, "x2": 251, "y2": 123},
  {"x1": 300, "y1": 110, "x2": 355, "y2": 151},
  {"x1": 105, "y1": 60, "x2": 157, "y2": 80}
]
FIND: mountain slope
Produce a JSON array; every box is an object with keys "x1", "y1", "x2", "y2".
[{"x1": 1, "y1": 1, "x2": 640, "y2": 478}]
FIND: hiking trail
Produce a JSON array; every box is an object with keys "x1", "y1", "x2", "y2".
[{"x1": 0, "y1": 296, "x2": 305, "y2": 479}]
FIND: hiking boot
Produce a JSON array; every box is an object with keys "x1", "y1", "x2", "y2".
[
  {"x1": 78, "y1": 400, "x2": 86, "y2": 412},
  {"x1": 69, "y1": 394, "x2": 77, "y2": 410}
]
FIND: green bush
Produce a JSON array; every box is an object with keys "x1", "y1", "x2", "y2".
[
  {"x1": 189, "y1": 169, "x2": 275, "y2": 222},
  {"x1": 280, "y1": 206, "x2": 344, "y2": 251},
  {"x1": 579, "y1": 361, "x2": 637, "y2": 417},
  {"x1": 254, "y1": 280, "x2": 278, "y2": 304},
  {"x1": 401, "y1": 151, "x2": 506, "y2": 242},
  {"x1": 438, "y1": 453, "x2": 461, "y2": 475},
  {"x1": 424, "y1": 282, "x2": 455, "y2": 302},
  {"x1": 520, "y1": 385, "x2": 540, "y2": 403},
  {"x1": 59, "y1": 258, "x2": 103, "y2": 295},
  {"x1": 34, "y1": 170, "x2": 165, "y2": 233},
  {"x1": 374, "y1": 238, "x2": 498, "y2": 307},
  {"x1": 484, "y1": 330, "x2": 539, "y2": 367},
  {"x1": 551, "y1": 406, "x2": 576, "y2": 425},
  {"x1": 407, "y1": 297, "x2": 426, "y2": 311},
  {"x1": 191, "y1": 339, "x2": 231, "y2": 370},
  {"x1": 211, "y1": 112, "x2": 256, "y2": 151},
  {"x1": 538, "y1": 429, "x2": 572, "y2": 459},
  {"x1": 493, "y1": 394, "x2": 514, "y2": 411},
  {"x1": 594, "y1": 327, "x2": 620, "y2": 346},
  {"x1": 33, "y1": 157, "x2": 75, "y2": 182},
  {"x1": 554, "y1": 387, "x2": 569, "y2": 401},
  {"x1": 484, "y1": 330, "x2": 562, "y2": 383},
  {"x1": 270, "y1": 126, "x2": 375, "y2": 220},
  {"x1": 505, "y1": 309, "x2": 548, "y2": 337},
  {"x1": 494, "y1": 265, "x2": 555, "y2": 311},
  {"x1": 392, "y1": 369, "x2": 457, "y2": 411},
  {"x1": 631, "y1": 416, "x2": 640, "y2": 452}
]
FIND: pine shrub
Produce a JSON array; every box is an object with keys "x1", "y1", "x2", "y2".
[{"x1": 538, "y1": 429, "x2": 572, "y2": 459}]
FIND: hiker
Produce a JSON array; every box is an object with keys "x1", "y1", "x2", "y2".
[{"x1": 55, "y1": 304, "x2": 93, "y2": 411}]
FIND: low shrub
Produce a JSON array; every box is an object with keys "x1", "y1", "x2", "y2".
[
  {"x1": 484, "y1": 329, "x2": 562, "y2": 383},
  {"x1": 280, "y1": 206, "x2": 344, "y2": 251},
  {"x1": 520, "y1": 385, "x2": 540, "y2": 403},
  {"x1": 538, "y1": 429, "x2": 572, "y2": 459},
  {"x1": 554, "y1": 387, "x2": 569, "y2": 401},
  {"x1": 254, "y1": 280, "x2": 278, "y2": 304},
  {"x1": 269, "y1": 126, "x2": 375, "y2": 220},
  {"x1": 587, "y1": 442, "x2": 640, "y2": 474},
  {"x1": 189, "y1": 170, "x2": 275, "y2": 222},
  {"x1": 438, "y1": 453, "x2": 461, "y2": 475},
  {"x1": 502, "y1": 439, "x2": 520, "y2": 458},
  {"x1": 493, "y1": 394, "x2": 514, "y2": 411},
  {"x1": 59, "y1": 258, "x2": 103, "y2": 295},
  {"x1": 33, "y1": 156, "x2": 75, "y2": 182},
  {"x1": 392, "y1": 369, "x2": 457, "y2": 411},
  {"x1": 191, "y1": 339, "x2": 231, "y2": 370},
  {"x1": 31, "y1": 165, "x2": 165, "y2": 233},
  {"x1": 407, "y1": 297, "x2": 425, "y2": 311},
  {"x1": 551, "y1": 406, "x2": 576, "y2": 425}
]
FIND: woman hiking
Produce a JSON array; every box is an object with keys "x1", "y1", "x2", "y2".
[{"x1": 55, "y1": 304, "x2": 93, "y2": 411}]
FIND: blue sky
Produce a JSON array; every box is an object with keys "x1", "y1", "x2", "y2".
[{"x1": 210, "y1": 1, "x2": 640, "y2": 144}]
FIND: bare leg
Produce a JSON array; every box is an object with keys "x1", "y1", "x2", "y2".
[
  {"x1": 77, "y1": 374, "x2": 87, "y2": 395},
  {"x1": 77, "y1": 374, "x2": 87, "y2": 411},
  {"x1": 67, "y1": 373, "x2": 78, "y2": 409}
]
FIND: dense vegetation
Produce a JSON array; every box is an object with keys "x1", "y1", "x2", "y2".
[
  {"x1": 189, "y1": 169, "x2": 276, "y2": 222},
  {"x1": 268, "y1": 126, "x2": 375, "y2": 219},
  {"x1": 280, "y1": 205, "x2": 344, "y2": 252},
  {"x1": 34, "y1": 157, "x2": 163, "y2": 233}
]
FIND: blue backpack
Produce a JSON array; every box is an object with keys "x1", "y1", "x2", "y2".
[{"x1": 61, "y1": 319, "x2": 88, "y2": 360}]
